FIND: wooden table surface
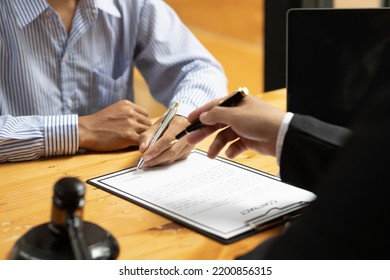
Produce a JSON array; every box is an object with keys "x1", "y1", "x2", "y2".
[{"x1": 0, "y1": 89, "x2": 286, "y2": 260}]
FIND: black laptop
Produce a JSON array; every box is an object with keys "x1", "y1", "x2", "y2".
[{"x1": 286, "y1": 8, "x2": 390, "y2": 126}]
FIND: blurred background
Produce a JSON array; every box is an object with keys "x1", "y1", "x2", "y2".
[{"x1": 134, "y1": 0, "x2": 387, "y2": 117}]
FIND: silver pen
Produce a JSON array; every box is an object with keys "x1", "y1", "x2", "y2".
[{"x1": 136, "y1": 102, "x2": 179, "y2": 170}]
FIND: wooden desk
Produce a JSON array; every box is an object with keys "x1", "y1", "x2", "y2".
[{"x1": 0, "y1": 89, "x2": 286, "y2": 260}]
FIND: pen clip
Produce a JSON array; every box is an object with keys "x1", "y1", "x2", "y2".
[
  {"x1": 245, "y1": 201, "x2": 309, "y2": 231},
  {"x1": 150, "y1": 102, "x2": 179, "y2": 145},
  {"x1": 157, "y1": 102, "x2": 176, "y2": 122}
]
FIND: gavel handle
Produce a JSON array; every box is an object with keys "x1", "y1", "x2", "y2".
[{"x1": 66, "y1": 214, "x2": 91, "y2": 260}]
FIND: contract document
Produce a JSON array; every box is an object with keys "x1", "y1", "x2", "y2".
[{"x1": 87, "y1": 150, "x2": 316, "y2": 243}]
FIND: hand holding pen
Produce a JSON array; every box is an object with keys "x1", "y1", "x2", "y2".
[
  {"x1": 137, "y1": 87, "x2": 250, "y2": 169},
  {"x1": 184, "y1": 87, "x2": 287, "y2": 159},
  {"x1": 137, "y1": 103, "x2": 179, "y2": 169},
  {"x1": 175, "y1": 87, "x2": 249, "y2": 140}
]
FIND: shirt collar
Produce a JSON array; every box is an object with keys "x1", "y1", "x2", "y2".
[
  {"x1": 12, "y1": 0, "x2": 121, "y2": 29},
  {"x1": 96, "y1": 0, "x2": 121, "y2": 18},
  {"x1": 12, "y1": 0, "x2": 49, "y2": 28}
]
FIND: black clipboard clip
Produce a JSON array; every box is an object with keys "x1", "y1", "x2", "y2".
[{"x1": 245, "y1": 201, "x2": 310, "y2": 231}]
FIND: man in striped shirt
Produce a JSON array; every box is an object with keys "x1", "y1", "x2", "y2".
[{"x1": 0, "y1": 0, "x2": 227, "y2": 164}]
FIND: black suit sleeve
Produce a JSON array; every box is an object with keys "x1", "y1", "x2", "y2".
[{"x1": 280, "y1": 114, "x2": 352, "y2": 192}]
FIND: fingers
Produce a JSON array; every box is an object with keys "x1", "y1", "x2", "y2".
[
  {"x1": 139, "y1": 115, "x2": 192, "y2": 167},
  {"x1": 225, "y1": 139, "x2": 248, "y2": 159},
  {"x1": 124, "y1": 101, "x2": 152, "y2": 129},
  {"x1": 139, "y1": 114, "x2": 186, "y2": 153},
  {"x1": 185, "y1": 106, "x2": 233, "y2": 147},
  {"x1": 129, "y1": 101, "x2": 150, "y2": 118},
  {"x1": 138, "y1": 118, "x2": 161, "y2": 152},
  {"x1": 78, "y1": 100, "x2": 152, "y2": 151},
  {"x1": 186, "y1": 106, "x2": 232, "y2": 146},
  {"x1": 199, "y1": 106, "x2": 234, "y2": 126},
  {"x1": 133, "y1": 114, "x2": 152, "y2": 129},
  {"x1": 141, "y1": 131, "x2": 175, "y2": 161},
  {"x1": 186, "y1": 124, "x2": 223, "y2": 146},
  {"x1": 142, "y1": 140, "x2": 193, "y2": 168},
  {"x1": 187, "y1": 98, "x2": 224, "y2": 123},
  {"x1": 111, "y1": 100, "x2": 152, "y2": 145},
  {"x1": 207, "y1": 127, "x2": 238, "y2": 158}
]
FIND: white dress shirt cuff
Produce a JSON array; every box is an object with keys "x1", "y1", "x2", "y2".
[
  {"x1": 276, "y1": 112, "x2": 294, "y2": 165},
  {"x1": 44, "y1": 115, "x2": 79, "y2": 157},
  {"x1": 174, "y1": 103, "x2": 195, "y2": 118}
]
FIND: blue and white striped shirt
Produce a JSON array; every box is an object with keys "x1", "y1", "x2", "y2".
[{"x1": 0, "y1": 0, "x2": 227, "y2": 162}]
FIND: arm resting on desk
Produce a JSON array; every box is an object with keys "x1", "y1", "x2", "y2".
[{"x1": 0, "y1": 115, "x2": 78, "y2": 162}]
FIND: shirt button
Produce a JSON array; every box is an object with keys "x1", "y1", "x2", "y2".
[
  {"x1": 67, "y1": 98, "x2": 74, "y2": 109},
  {"x1": 63, "y1": 52, "x2": 69, "y2": 62}
]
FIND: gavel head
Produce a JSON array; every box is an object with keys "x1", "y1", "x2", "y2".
[
  {"x1": 11, "y1": 177, "x2": 120, "y2": 259},
  {"x1": 49, "y1": 177, "x2": 86, "y2": 236}
]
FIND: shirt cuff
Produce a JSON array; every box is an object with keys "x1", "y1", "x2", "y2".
[
  {"x1": 174, "y1": 103, "x2": 196, "y2": 118},
  {"x1": 44, "y1": 115, "x2": 79, "y2": 157},
  {"x1": 276, "y1": 112, "x2": 294, "y2": 165}
]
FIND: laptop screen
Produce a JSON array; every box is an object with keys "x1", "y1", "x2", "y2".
[{"x1": 286, "y1": 8, "x2": 390, "y2": 126}]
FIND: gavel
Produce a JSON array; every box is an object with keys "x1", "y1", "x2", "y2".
[{"x1": 11, "y1": 177, "x2": 120, "y2": 260}]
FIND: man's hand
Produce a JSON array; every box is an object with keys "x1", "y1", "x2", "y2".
[
  {"x1": 186, "y1": 95, "x2": 286, "y2": 158},
  {"x1": 78, "y1": 100, "x2": 152, "y2": 151},
  {"x1": 138, "y1": 115, "x2": 194, "y2": 167}
]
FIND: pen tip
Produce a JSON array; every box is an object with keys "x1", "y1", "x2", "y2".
[{"x1": 136, "y1": 158, "x2": 144, "y2": 170}]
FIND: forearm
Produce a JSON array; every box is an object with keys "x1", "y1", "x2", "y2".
[
  {"x1": 167, "y1": 64, "x2": 228, "y2": 117},
  {"x1": 0, "y1": 115, "x2": 78, "y2": 162},
  {"x1": 137, "y1": 50, "x2": 227, "y2": 117}
]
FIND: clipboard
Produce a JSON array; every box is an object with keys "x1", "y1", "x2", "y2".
[{"x1": 87, "y1": 150, "x2": 316, "y2": 244}]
